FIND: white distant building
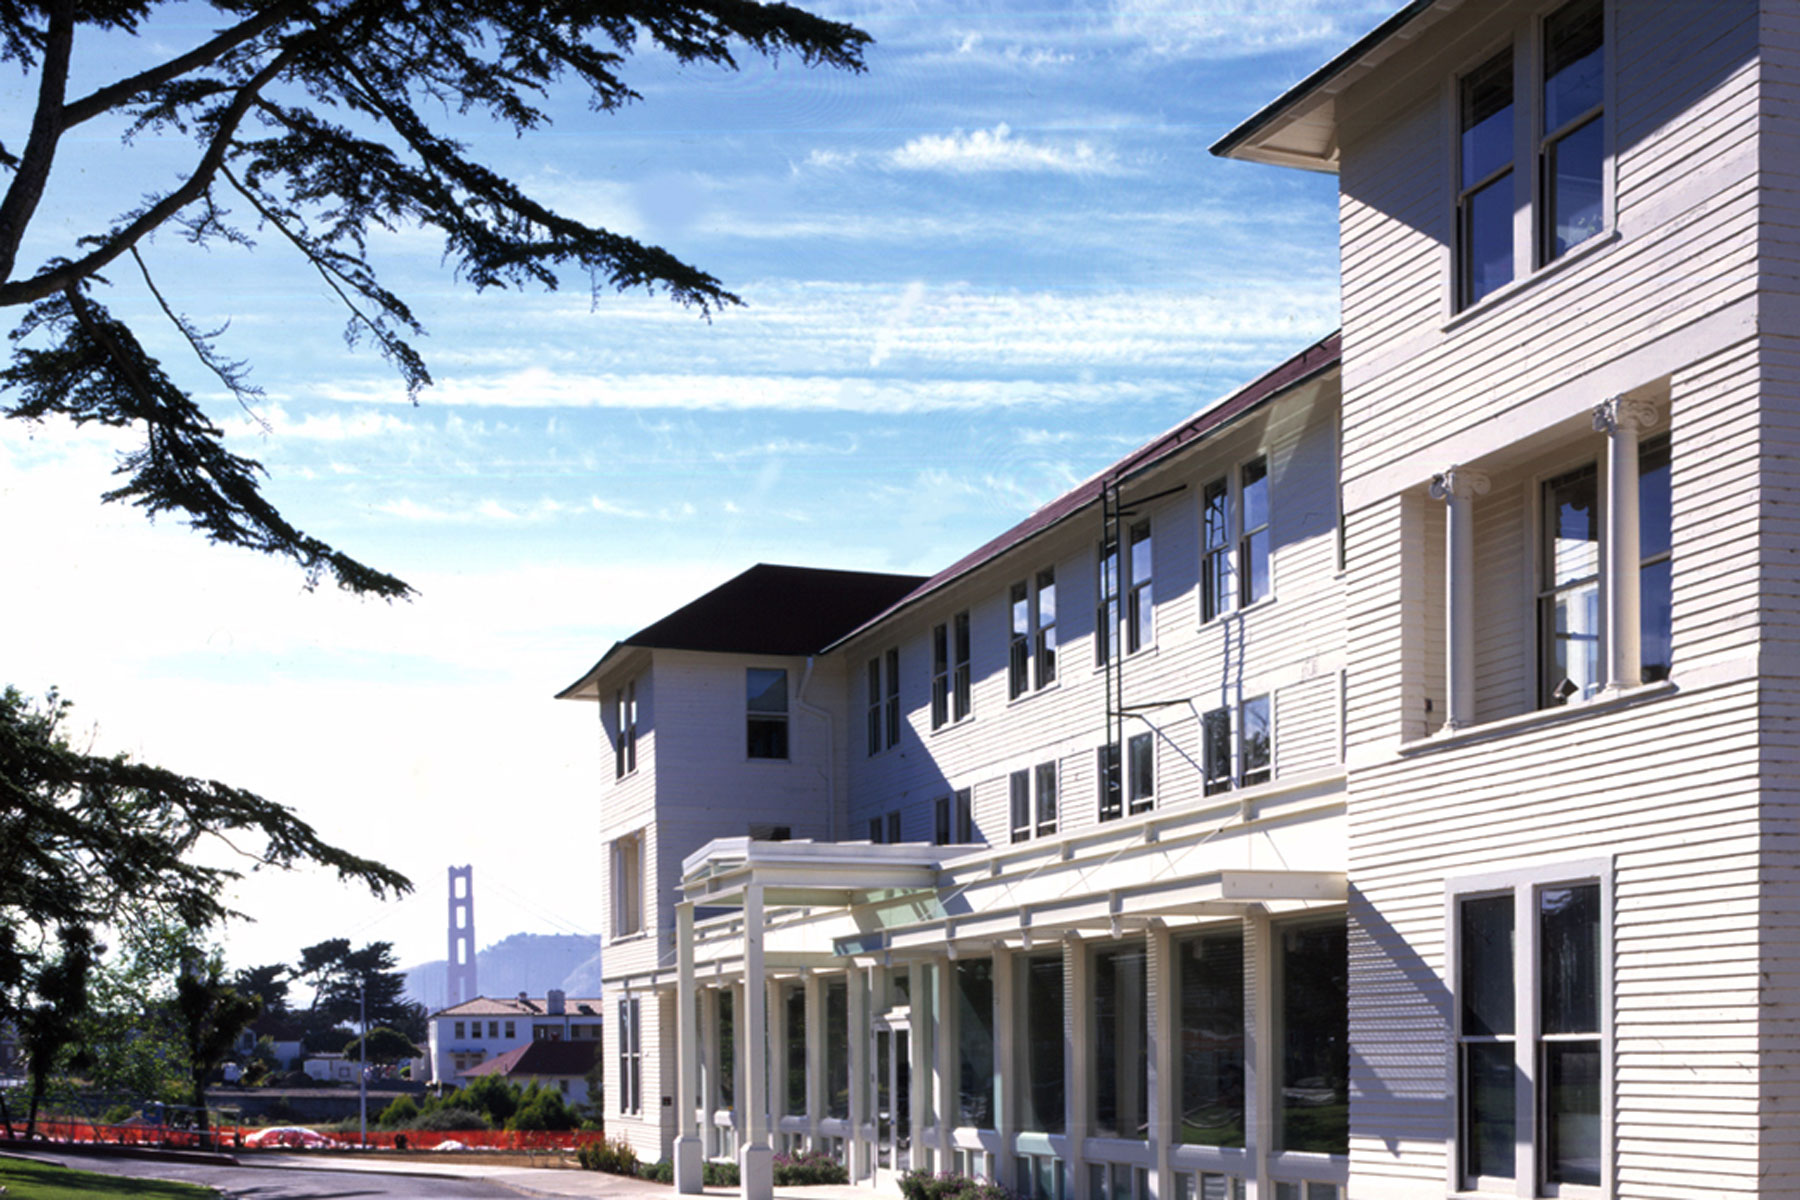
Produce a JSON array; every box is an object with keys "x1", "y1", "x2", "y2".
[
  {"x1": 561, "y1": 2, "x2": 1800, "y2": 1198},
  {"x1": 425, "y1": 990, "x2": 604, "y2": 1089}
]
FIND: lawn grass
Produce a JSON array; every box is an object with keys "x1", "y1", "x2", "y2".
[{"x1": 0, "y1": 1156, "x2": 215, "y2": 1200}]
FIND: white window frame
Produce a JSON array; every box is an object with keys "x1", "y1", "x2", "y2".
[
  {"x1": 1126, "y1": 730, "x2": 1154, "y2": 816},
  {"x1": 1010, "y1": 570, "x2": 1058, "y2": 699},
  {"x1": 1444, "y1": 0, "x2": 1616, "y2": 321},
  {"x1": 747, "y1": 666, "x2": 789, "y2": 760},
  {"x1": 1445, "y1": 858, "x2": 1613, "y2": 1199},
  {"x1": 619, "y1": 994, "x2": 643, "y2": 1116},
  {"x1": 1202, "y1": 695, "x2": 1274, "y2": 795},
  {"x1": 1200, "y1": 456, "x2": 1273, "y2": 624},
  {"x1": 933, "y1": 611, "x2": 973, "y2": 730},
  {"x1": 1011, "y1": 762, "x2": 1058, "y2": 843},
  {"x1": 933, "y1": 788, "x2": 973, "y2": 845},
  {"x1": 613, "y1": 680, "x2": 637, "y2": 780},
  {"x1": 868, "y1": 649, "x2": 901, "y2": 754},
  {"x1": 612, "y1": 831, "x2": 644, "y2": 939}
]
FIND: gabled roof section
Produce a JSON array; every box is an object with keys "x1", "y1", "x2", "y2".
[
  {"x1": 430, "y1": 994, "x2": 604, "y2": 1019},
  {"x1": 461, "y1": 1039, "x2": 600, "y2": 1079},
  {"x1": 825, "y1": 332, "x2": 1341, "y2": 652},
  {"x1": 1210, "y1": 0, "x2": 1454, "y2": 172},
  {"x1": 557, "y1": 564, "x2": 927, "y2": 700}
]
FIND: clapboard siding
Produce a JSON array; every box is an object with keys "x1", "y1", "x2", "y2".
[{"x1": 839, "y1": 378, "x2": 1346, "y2": 846}]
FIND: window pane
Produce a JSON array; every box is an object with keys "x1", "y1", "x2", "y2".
[
  {"x1": 718, "y1": 989, "x2": 735, "y2": 1107},
  {"x1": 748, "y1": 668, "x2": 788, "y2": 713},
  {"x1": 1011, "y1": 771, "x2": 1031, "y2": 842},
  {"x1": 1098, "y1": 744, "x2": 1122, "y2": 822},
  {"x1": 748, "y1": 716, "x2": 788, "y2": 759},
  {"x1": 1242, "y1": 459, "x2": 1269, "y2": 533},
  {"x1": 1203, "y1": 709, "x2": 1232, "y2": 795},
  {"x1": 1460, "y1": 895, "x2": 1515, "y2": 1038},
  {"x1": 1463, "y1": 174, "x2": 1515, "y2": 304},
  {"x1": 1543, "y1": 581, "x2": 1601, "y2": 704},
  {"x1": 1461, "y1": 49, "x2": 1514, "y2": 189},
  {"x1": 1278, "y1": 922, "x2": 1348, "y2": 1155},
  {"x1": 1540, "y1": 883, "x2": 1600, "y2": 1034},
  {"x1": 1091, "y1": 943, "x2": 1148, "y2": 1138},
  {"x1": 956, "y1": 960, "x2": 995, "y2": 1128},
  {"x1": 1545, "y1": 115, "x2": 1604, "y2": 259},
  {"x1": 827, "y1": 978, "x2": 849, "y2": 1119},
  {"x1": 1542, "y1": 1041, "x2": 1602, "y2": 1186},
  {"x1": 1545, "y1": 464, "x2": 1599, "y2": 586},
  {"x1": 1179, "y1": 930, "x2": 1245, "y2": 1147},
  {"x1": 1641, "y1": 557, "x2": 1672, "y2": 682},
  {"x1": 1240, "y1": 697, "x2": 1270, "y2": 787},
  {"x1": 1128, "y1": 732, "x2": 1154, "y2": 810},
  {"x1": 786, "y1": 986, "x2": 807, "y2": 1114},
  {"x1": 1018, "y1": 952, "x2": 1066, "y2": 1134},
  {"x1": 1544, "y1": 0, "x2": 1604, "y2": 132},
  {"x1": 1463, "y1": 1042, "x2": 1516, "y2": 1181},
  {"x1": 1035, "y1": 761, "x2": 1058, "y2": 834},
  {"x1": 1639, "y1": 433, "x2": 1671, "y2": 560}
]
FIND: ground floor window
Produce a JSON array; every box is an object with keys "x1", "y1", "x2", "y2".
[
  {"x1": 618, "y1": 996, "x2": 642, "y2": 1116},
  {"x1": 1016, "y1": 951, "x2": 1066, "y2": 1134},
  {"x1": 717, "y1": 989, "x2": 735, "y2": 1109},
  {"x1": 1091, "y1": 941, "x2": 1147, "y2": 1138},
  {"x1": 1178, "y1": 928, "x2": 1245, "y2": 1146},
  {"x1": 785, "y1": 984, "x2": 806, "y2": 1115},
  {"x1": 1275, "y1": 920, "x2": 1347, "y2": 1155},
  {"x1": 827, "y1": 976, "x2": 850, "y2": 1119},
  {"x1": 956, "y1": 959, "x2": 995, "y2": 1128},
  {"x1": 1453, "y1": 864, "x2": 1607, "y2": 1193}
]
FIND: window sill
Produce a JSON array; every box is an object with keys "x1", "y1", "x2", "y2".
[
  {"x1": 1401, "y1": 678, "x2": 1674, "y2": 756},
  {"x1": 1005, "y1": 679, "x2": 1061, "y2": 708},
  {"x1": 1198, "y1": 595, "x2": 1275, "y2": 631},
  {"x1": 928, "y1": 715, "x2": 974, "y2": 739},
  {"x1": 1441, "y1": 227, "x2": 1618, "y2": 333}
]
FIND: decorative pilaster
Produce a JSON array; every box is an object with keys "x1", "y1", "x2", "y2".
[
  {"x1": 1594, "y1": 396, "x2": 1659, "y2": 694},
  {"x1": 1428, "y1": 466, "x2": 1491, "y2": 730}
]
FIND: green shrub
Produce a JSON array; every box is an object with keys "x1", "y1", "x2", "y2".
[
  {"x1": 578, "y1": 1136, "x2": 640, "y2": 1176},
  {"x1": 99, "y1": 1103, "x2": 136, "y2": 1126},
  {"x1": 376, "y1": 1095, "x2": 420, "y2": 1128},
  {"x1": 773, "y1": 1152, "x2": 849, "y2": 1186},
  {"x1": 507, "y1": 1086, "x2": 577, "y2": 1132},
  {"x1": 900, "y1": 1170, "x2": 1015, "y2": 1200},
  {"x1": 407, "y1": 1105, "x2": 490, "y2": 1132},
  {"x1": 639, "y1": 1159, "x2": 674, "y2": 1183}
]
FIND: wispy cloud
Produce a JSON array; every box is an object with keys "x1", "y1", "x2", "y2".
[
  {"x1": 1108, "y1": 0, "x2": 1396, "y2": 59},
  {"x1": 888, "y1": 123, "x2": 1125, "y2": 175}
]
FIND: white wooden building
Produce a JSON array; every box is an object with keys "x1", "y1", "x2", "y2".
[
  {"x1": 425, "y1": 990, "x2": 604, "y2": 1089},
  {"x1": 560, "y1": 2, "x2": 1797, "y2": 1197}
]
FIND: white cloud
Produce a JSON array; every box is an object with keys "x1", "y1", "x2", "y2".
[
  {"x1": 888, "y1": 123, "x2": 1125, "y2": 175},
  {"x1": 1109, "y1": 0, "x2": 1396, "y2": 59}
]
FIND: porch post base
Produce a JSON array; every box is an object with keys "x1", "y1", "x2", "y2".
[
  {"x1": 674, "y1": 1136, "x2": 705, "y2": 1194},
  {"x1": 741, "y1": 1142, "x2": 774, "y2": 1200}
]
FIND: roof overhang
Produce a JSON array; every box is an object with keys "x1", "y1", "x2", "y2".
[
  {"x1": 1210, "y1": 0, "x2": 1460, "y2": 172},
  {"x1": 681, "y1": 837, "x2": 945, "y2": 908}
]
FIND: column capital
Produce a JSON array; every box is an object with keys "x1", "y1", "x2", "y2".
[
  {"x1": 1429, "y1": 466, "x2": 1490, "y2": 502},
  {"x1": 1592, "y1": 395, "x2": 1658, "y2": 434}
]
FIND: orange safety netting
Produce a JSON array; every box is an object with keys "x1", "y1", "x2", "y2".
[{"x1": 1, "y1": 1120, "x2": 610, "y2": 1153}]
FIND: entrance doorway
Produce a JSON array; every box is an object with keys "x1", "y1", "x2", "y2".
[{"x1": 873, "y1": 1018, "x2": 910, "y2": 1184}]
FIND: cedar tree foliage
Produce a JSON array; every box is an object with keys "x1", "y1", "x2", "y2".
[
  {"x1": 0, "y1": 685, "x2": 412, "y2": 1025},
  {"x1": 0, "y1": 0, "x2": 870, "y2": 597}
]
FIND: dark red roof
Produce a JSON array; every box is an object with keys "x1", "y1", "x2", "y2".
[
  {"x1": 826, "y1": 332, "x2": 1341, "y2": 650},
  {"x1": 558, "y1": 564, "x2": 926, "y2": 698},
  {"x1": 461, "y1": 1039, "x2": 600, "y2": 1079}
]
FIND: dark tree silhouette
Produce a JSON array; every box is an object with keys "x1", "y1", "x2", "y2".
[{"x1": 0, "y1": 0, "x2": 870, "y2": 595}]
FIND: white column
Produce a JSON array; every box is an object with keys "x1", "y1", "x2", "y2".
[
  {"x1": 935, "y1": 955, "x2": 956, "y2": 1173},
  {"x1": 1595, "y1": 396, "x2": 1659, "y2": 694},
  {"x1": 1429, "y1": 465, "x2": 1491, "y2": 730},
  {"x1": 805, "y1": 971, "x2": 824, "y2": 1150},
  {"x1": 991, "y1": 947, "x2": 1016, "y2": 1193},
  {"x1": 909, "y1": 960, "x2": 928, "y2": 1174},
  {"x1": 1063, "y1": 936, "x2": 1086, "y2": 1195},
  {"x1": 1245, "y1": 912, "x2": 1273, "y2": 1200},
  {"x1": 1149, "y1": 924, "x2": 1175, "y2": 1200},
  {"x1": 675, "y1": 902, "x2": 704, "y2": 1193},
  {"x1": 848, "y1": 965, "x2": 869, "y2": 1182},
  {"x1": 740, "y1": 885, "x2": 773, "y2": 1200}
]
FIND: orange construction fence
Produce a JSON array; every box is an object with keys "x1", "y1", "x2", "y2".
[{"x1": 1, "y1": 1119, "x2": 611, "y2": 1153}]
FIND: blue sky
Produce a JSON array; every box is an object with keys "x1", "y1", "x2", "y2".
[{"x1": 0, "y1": 0, "x2": 1389, "y2": 977}]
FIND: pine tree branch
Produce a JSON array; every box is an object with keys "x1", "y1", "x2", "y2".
[{"x1": 0, "y1": 0, "x2": 74, "y2": 282}]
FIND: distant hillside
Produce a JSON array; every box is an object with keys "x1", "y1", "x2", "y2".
[{"x1": 405, "y1": 932, "x2": 602, "y2": 1012}]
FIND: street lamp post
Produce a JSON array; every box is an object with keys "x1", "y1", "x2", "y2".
[{"x1": 359, "y1": 979, "x2": 368, "y2": 1148}]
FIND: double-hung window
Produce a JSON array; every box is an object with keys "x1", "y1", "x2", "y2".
[
  {"x1": 1127, "y1": 520, "x2": 1153, "y2": 652},
  {"x1": 1452, "y1": 862, "x2": 1608, "y2": 1195},
  {"x1": 1202, "y1": 696, "x2": 1271, "y2": 795},
  {"x1": 612, "y1": 832, "x2": 643, "y2": 938},
  {"x1": 1127, "y1": 730, "x2": 1154, "y2": 815},
  {"x1": 613, "y1": 681, "x2": 637, "y2": 779},
  {"x1": 934, "y1": 787, "x2": 973, "y2": 845},
  {"x1": 1456, "y1": 0, "x2": 1606, "y2": 311},
  {"x1": 867, "y1": 651, "x2": 901, "y2": 754},
  {"x1": 1010, "y1": 763, "x2": 1057, "y2": 843},
  {"x1": 1009, "y1": 570, "x2": 1057, "y2": 698},
  {"x1": 1201, "y1": 458, "x2": 1271, "y2": 622},
  {"x1": 618, "y1": 995, "x2": 642, "y2": 1115},
  {"x1": 747, "y1": 668, "x2": 789, "y2": 759},
  {"x1": 1539, "y1": 432, "x2": 1670, "y2": 707},
  {"x1": 932, "y1": 612, "x2": 972, "y2": 729}
]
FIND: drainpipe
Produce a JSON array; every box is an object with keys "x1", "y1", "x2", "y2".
[{"x1": 794, "y1": 656, "x2": 838, "y2": 841}]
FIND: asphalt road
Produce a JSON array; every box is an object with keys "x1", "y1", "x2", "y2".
[{"x1": 9, "y1": 1150, "x2": 526, "y2": 1199}]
